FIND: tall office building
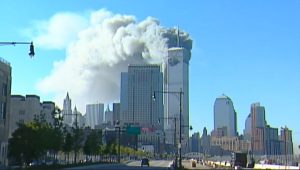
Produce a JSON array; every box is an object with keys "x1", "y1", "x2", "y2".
[
  {"x1": 250, "y1": 102, "x2": 266, "y2": 154},
  {"x1": 62, "y1": 93, "x2": 73, "y2": 126},
  {"x1": 120, "y1": 64, "x2": 163, "y2": 151},
  {"x1": 112, "y1": 103, "x2": 120, "y2": 125},
  {"x1": 280, "y1": 127, "x2": 293, "y2": 155},
  {"x1": 105, "y1": 105, "x2": 113, "y2": 125},
  {"x1": 0, "y1": 58, "x2": 11, "y2": 167},
  {"x1": 243, "y1": 113, "x2": 252, "y2": 141},
  {"x1": 85, "y1": 103, "x2": 104, "y2": 129},
  {"x1": 120, "y1": 64, "x2": 163, "y2": 127},
  {"x1": 164, "y1": 47, "x2": 191, "y2": 152},
  {"x1": 213, "y1": 94, "x2": 237, "y2": 137}
]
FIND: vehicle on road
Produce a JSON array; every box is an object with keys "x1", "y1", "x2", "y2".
[
  {"x1": 191, "y1": 159, "x2": 196, "y2": 167},
  {"x1": 141, "y1": 158, "x2": 149, "y2": 167}
]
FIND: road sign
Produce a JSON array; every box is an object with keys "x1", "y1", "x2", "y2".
[{"x1": 126, "y1": 126, "x2": 141, "y2": 135}]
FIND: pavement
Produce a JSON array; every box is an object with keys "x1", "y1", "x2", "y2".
[{"x1": 182, "y1": 160, "x2": 211, "y2": 169}]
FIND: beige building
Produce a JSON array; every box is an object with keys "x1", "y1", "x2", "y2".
[
  {"x1": 0, "y1": 58, "x2": 11, "y2": 167},
  {"x1": 211, "y1": 136, "x2": 249, "y2": 153},
  {"x1": 9, "y1": 95, "x2": 55, "y2": 138}
]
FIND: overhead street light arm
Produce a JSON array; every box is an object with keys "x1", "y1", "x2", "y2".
[{"x1": 0, "y1": 41, "x2": 35, "y2": 57}]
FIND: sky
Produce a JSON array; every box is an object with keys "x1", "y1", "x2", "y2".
[{"x1": 1, "y1": 0, "x2": 299, "y2": 153}]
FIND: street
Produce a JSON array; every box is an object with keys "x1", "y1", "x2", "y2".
[{"x1": 63, "y1": 160, "x2": 211, "y2": 170}]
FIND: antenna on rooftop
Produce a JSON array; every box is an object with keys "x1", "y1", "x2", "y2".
[{"x1": 177, "y1": 26, "x2": 180, "y2": 47}]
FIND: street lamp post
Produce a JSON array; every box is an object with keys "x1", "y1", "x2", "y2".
[
  {"x1": 153, "y1": 88, "x2": 184, "y2": 169},
  {"x1": 158, "y1": 117, "x2": 177, "y2": 162},
  {"x1": 115, "y1": 121, "x2": 121, "y2": 163},
  {"x1": 0, "y1": 41, "x2": 35, "y2": 57}
]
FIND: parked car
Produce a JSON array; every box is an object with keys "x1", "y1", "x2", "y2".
[{"x1": 141, "y1": 158, "x2": 150, "y2": 167}]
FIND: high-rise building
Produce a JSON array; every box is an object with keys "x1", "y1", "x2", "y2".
[
  {"x1": 250, "y1": 102, "x2": 266, "y2": 155},
  {"x1": 190, "y1": 132, "x2": 201, "y2": 152},
  {"x1": 0, "y1": 58, "x2": 11, "y2": 167},
  {"x1": 105, "y1": 105, "x2": 113, "y2": 125},
  {"x1": 265, "y1": 125, "x2": 281, "y2": 155},
  {"x1": 164, "y1": 47, "x2": 191, "y2": 152},
  {"x1": 112, "y1": 103, "x2": 120, "y2": 125},
  {"x1": 280, "y1": 127, "x2": 293, "y2": 155},
  {"x1": 120, "y1": 64, "x2": 163, "y2": 127},
  {"x1": 62, "y1": 92, "x2": 73, "y2": 126},
  {"x1": 85, "y1": 103, "x2": 104, "y2": 129},
  {"x1": 244, "y1": 113, "x2": 252, "y2": 141},
  {"x1": 201, "y1": 127, "x2": 211, "y2": 155},
  {"x1": 120, "y1": 64, "x2": 163, "y2": 152},
  {"x1": 213, "y1": 94, "x2": 237, "y2": 137}
]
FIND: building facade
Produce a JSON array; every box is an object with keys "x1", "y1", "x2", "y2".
[
  {"x1": 280, "y1": 127, "x2": 293, "y2": 155},
  {"x1": 85, "y1": 103, "x2": 104, "y2": 129},
  {"x1": 213, "y1": 94, "x2": 237, "y2": 137},
  {"x1": 121, "y1": 64, "x2": 163, "y2": 128},
  {"x1": 9, "y1": 95, "x2": 55, "y2": 137},
  {"x1": 250, "y1": 102, "x2": 266, "y2": 155},
  {"x1": 104, "y1": 105, "x2": 113, "y2": 125},
  {"x1": 0, "y1": 58, "x2": 11, "y2": 167},
  {"x1": 62, "y1": 93, "x2": 73, "y2": 126},
  {"x1": 120, "y1": 64, "x2": 163, "y2": 152},
  {"x1": 112, "y1": 103, "x2": 120, "y2": 125},
  {"x1": 164, "y1": 47, "x2": 191, "y2": 153}
]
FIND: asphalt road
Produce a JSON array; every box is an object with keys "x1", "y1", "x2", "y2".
[
  {"x1": 63, "y1": 160, "x2": 211, "y2": 170},
  {"x1": 64, "y1": 160, "x2": 172, "y2": 170}
]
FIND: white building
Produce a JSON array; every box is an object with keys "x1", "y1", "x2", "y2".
[
  {"x1": 213, "y1": 94, "x2": 237, "y2": 137},
  {"x1": 85, "y1": 103, "x2": 104, "y2": 129},
  {"x1": 164, "y1": 47, "x2": 191, "y2": 152}
]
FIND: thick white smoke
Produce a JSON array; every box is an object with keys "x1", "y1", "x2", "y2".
[{"x1": 35, "y1": 9, "x2": 169, "y2": 112}]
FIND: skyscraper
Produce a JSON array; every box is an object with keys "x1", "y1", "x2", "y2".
[
  {"x1": 164, "y1": 47, "x2": 191, "y2": 151},
  {"x1": 105, "y1": 105, "x2": 113, "y2": 125},
  {"x1": 120, "y1": 64, "x2": 163, "y2": 127},
  {"x1": 250, "y1": 102, "x2": 266, "y2": 154},
  {"x1": 112, "y1": 103, "x2": 120, "y2": 125},
  {"x1": 213, "y1": 94, "x2": 237, "y2": 137},
  {"x1": 85, "y1": 103, "x2": 104, "y2": 129},
  {"x1": 120, "y1": 64, "x2": 163, "y2": 152}
]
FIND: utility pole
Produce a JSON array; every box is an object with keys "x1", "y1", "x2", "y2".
[{"x1": 153, "y1": 89, "x2": 184, "y2": 169}]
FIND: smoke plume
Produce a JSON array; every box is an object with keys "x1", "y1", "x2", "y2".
[{"x1": 34, "y1": 9, "x2": 192, "y2": 113}]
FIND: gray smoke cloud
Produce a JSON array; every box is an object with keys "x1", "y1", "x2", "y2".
[{"x1": 35, "y1": 9, "x2": 192, "y2": 112}]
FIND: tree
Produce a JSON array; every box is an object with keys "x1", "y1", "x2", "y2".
[
  {"x1": 83, "y1": 129, "x2": 102, "y2": 159},
  {"x1": 8, "y1": 123, "x2": 42, "y2": 165},
  {"x1": 62, "y1": 132, "x2": 73, "y2": 164}
]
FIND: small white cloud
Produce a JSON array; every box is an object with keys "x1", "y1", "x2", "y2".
[{"x1": 26, "y1": 12, "x2": 88, "y2": 49}]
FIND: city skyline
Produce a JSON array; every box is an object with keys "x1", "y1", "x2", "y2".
[{"x1": 1, "y1": 0, "x2": 299, "y2": 154}]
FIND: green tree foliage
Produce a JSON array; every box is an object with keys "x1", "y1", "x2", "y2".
[
  {"x1": 8, "y1": 118, "x2": 63, "y2": 165},
  {"x1": 83, "y1": 129, "x2": 102, "y2": 156}
]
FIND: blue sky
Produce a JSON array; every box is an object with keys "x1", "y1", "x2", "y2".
[{"x1": 1, "y1": 0, "x2": 299, "y2": 153}]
